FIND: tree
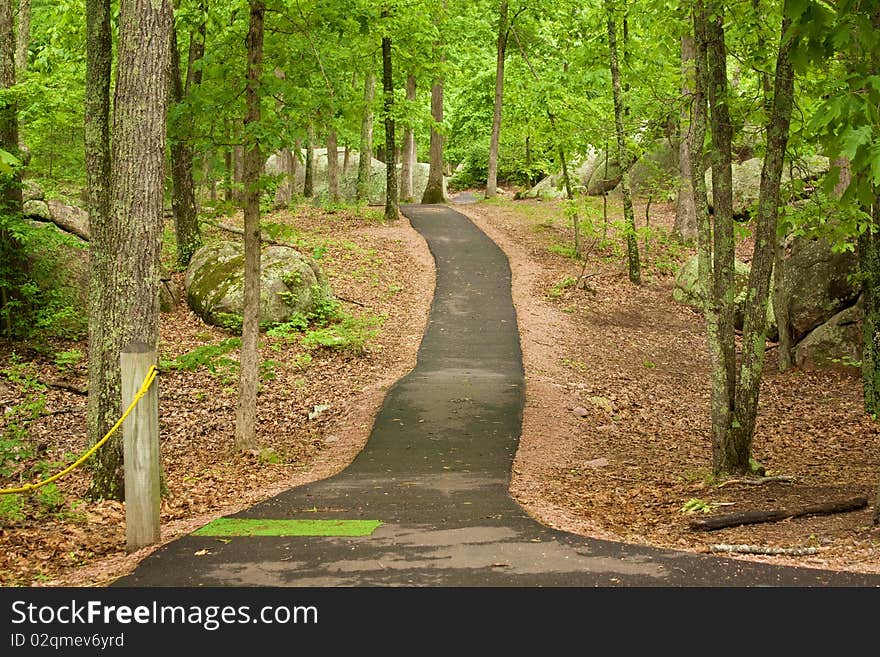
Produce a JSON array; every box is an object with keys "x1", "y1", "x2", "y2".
[
  {"x1": 485, "y1": 0, "x2": 509, "y2": 198},
  {"x1": 674, "y1": 31, "x2": 697, "y2": 241},
  {"x1": 355, "y1": 67, "x2": 375, "y2": 204},
  {"x1": 88, "y1": 0, "x2": 172, "y2": 499},
  {"x1": 399, "y1": 73, "x2": 416, "y2": 202},
  {"x1": 168, "y1": 4, "x2": 205, "y2": 268},
  {"x1": 381, "y1": 13, "x2": 397, "y2": 221},
  {"x1": 605, "y1": 0, "x2": 640, "y2": 284},
  {"x1": 689, "y1": 0, "x2": 797, "y2": 475},
  {"x1": 234, "y1": 0, "x2": 264, "y2": 452}
]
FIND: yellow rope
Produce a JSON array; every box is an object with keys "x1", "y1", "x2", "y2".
[{"x1": 0, "y1": 365, "x2": 158, "y2": 495}]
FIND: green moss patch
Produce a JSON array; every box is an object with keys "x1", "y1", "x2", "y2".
[{"x1": 192, "y1": 518, "x2": 383, "y2": 537}]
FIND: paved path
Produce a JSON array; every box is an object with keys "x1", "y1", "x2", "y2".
[{"x1": 115, "y1": 204, "x2": 880, "y2": 587}]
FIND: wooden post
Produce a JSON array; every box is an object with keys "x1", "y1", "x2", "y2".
[{"x1": 121, "y1": 341, "x2": 160, "y2": 550}]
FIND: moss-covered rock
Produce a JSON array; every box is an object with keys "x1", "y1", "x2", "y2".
[
  {"x1": 184, "y1": 241, "x2": 333, "y2": 329},
  {"x1": 795, "y1": 302, "x2": 862, "y2": 372},
  {"x1": 672, "y1": 254, "x2": 777, "y2": 340}
]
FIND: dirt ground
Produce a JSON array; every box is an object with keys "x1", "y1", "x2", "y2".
[{"x1": 1, "y1": 193, "x2": 879, "y2": 587}]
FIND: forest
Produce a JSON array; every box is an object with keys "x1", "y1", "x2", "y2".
[{"x1": 1, "y1": 0, "x2": 880, "y2": 586}]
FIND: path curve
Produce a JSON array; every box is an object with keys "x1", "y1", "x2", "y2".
[{"x1": 114, "y1": 205, "x2": 880, "y2": 586}]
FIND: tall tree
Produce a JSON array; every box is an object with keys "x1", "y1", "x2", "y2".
[
  {"x1": 381, "y1": 15, "x2": 397, "y2": 221},
  {"x1": 234, "y1": 0, "x2": 264, "y2": 452},
  {"x1": 88, "y1": 0, "x2": 173, "y2": 499},
  {"x1": 674, "y1": 31, "x2": 697, "y2": 241},
  {"x1": 83, "y1": 0, "x2": 113, "y2": 496},
  {"x1": 399, "y1": 73, "x2": 416, "y2": 202},
  {"x1": 327, "y1": 129, "x2": 339, "y2": 203},
  {"x1": 14, "y1": 0, "x2": 28, "y2": 77},
  {"x1": 169, "y1": 10, "x2": 205, "y2": 269},
  {"x1": 356, "y1": 68, "x2": 375, "y2": 204},
  {"x1": 690, "y1": 0, "x2": 797, "y2": 475},
  {"x1": 485, "y1": 0, "x2": 509, "y2": 199},
  {"x1": 421, "y1": 73, "x2": 445, "y2": 203},
  {"x1": 606, "y1": 0, "x2": 640, "y2": 284}
]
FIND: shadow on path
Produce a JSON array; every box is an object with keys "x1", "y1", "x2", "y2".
[{"x1": 114, "y1": 204, "x2": 880, "y2": 587}]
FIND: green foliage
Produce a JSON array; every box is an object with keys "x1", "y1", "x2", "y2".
[
  {"x1": 164, "y1": 338, "x2": 241, "y2": 381},
  {"x1": 53, "y1": 348, "x2": 83, "y2": 373},
  {"x1": 680, "y1": 498, "x2": 716, "y2": 514},
  {"x1": 0, "y1": 494, "x2": 26, "y2": 524},
  {"x1": 301, "y1": 312, "x2": 383, "y2": 354},
  {"x1": 547, "y1": 276, "x2": 577, "y2": 298}
]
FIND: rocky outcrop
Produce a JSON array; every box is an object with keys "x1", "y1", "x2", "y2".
[
  {"x1": 672, "y1": 255, "x2": 777, "y2": 339},
  {"x1": 265, "y1": 148, "x2": 442, "y2": 205},
  {"x1": 184, "y1": 241, "x2": 333, "y2": 329},
  {"x1": 795, "y1": 302, "x2": 862, "y2": 372},
  {"x1": 782, "y1": 237, "x2": 858, "y2": 342}
]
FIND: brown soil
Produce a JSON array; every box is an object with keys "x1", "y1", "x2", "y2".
[{"x1": 2, "y1": 194, "x2": 879, "y2": 587}]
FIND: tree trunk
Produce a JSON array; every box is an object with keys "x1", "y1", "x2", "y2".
[
  {"x1": 703, "y1": 2, "x2": 738, "y2": 474},
  {"x1": 303, "y1": 124, "x2": 314, "y2": 198},
  {"x1": 0, "y1": 0, "x2": 20, "y2": 210},
  {"x1": 356, "y1": 69, "x2": 375, "y2": 204},
  {"x1": 235, "y1": 0, "x2": 264, "y2": 452},
  {"x1": 421, "y1": 75, "x2": 445, "y2": 204},
  {"x1": 605, "y1": 0, "x2": 640, "y2": 285},
  {"x1": 400, "y1": 73, "x2": 416, "y2": 202},
  {"x1": 233, "y1": 143, "x2": 244, "y2": 201},
  {"x1": 169, "y1": 25, "x2": 202, "y2": 269},
  {"x1": 0, "y1": 0, "x2": 22, "y2": 339},
  {"x1": 731, "y1": 2, "x2": 796, "y2": 463},
  {"x1": 88, "y1": 0, "x2": 172, "y2": 500},
  {"x1": 327, "y1": 129, "x2": 339, "y2": 204},
  {"x1": 773, "y1": 234, "x2": 793, "y2": 371},
  {"x1": 382, "y1": 28, "x2": 397, "y2": 221},
  {"x1": 83, "y1": 0, "x2": 112, "y2": 495},
  {"x1": 675, "y1": 33, "x2": 697, "y2": 242},
  {"x1": 862, "y1": 207, "x2": 880, "y2": 418},
  {"x1": 485, "y1": 0, "x2": 508, "y2": 199},
  {"x1": 14, "y1": 0, "x2": 28, "y2": 77},
  {"x1": 274, "y1": 147, "x2": 294, "y2": 207}
]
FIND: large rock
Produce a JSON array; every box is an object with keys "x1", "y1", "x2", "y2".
[
  {"x1": 266, "y1": 148, "x2": 442, "y2": 205},
  {"x1": 795, "y1": 302, "x2": 862, "y2": 372},
  {"x1": 783, "y1": 237, "x2": 858, "y2": 342},
  {"x1": 628, "y1": 138, "x2": 679, "y2": 196},
  {"x1": 585, "y1": 151, "x2": 622, "y2": 195},
  {"x1": 706, "y1": 155, "x2": 830, "y2": 216},
  {"x1": 672, "y1": 255, "x2": 777, "y2": 339},
  {"x1": 184, "y1": 241, "x2": 333, "y2": 329}
]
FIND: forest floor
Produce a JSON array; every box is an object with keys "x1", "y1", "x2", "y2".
[{"x1": 1, "y1": 192, "x2": 879, "y2": 587}]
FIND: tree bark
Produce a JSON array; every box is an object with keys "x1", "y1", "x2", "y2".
[
  {"x1": 303, "y1": 124, "x2": 314, "y2": 198},
  {"x1": 605, "y1": 0, "x2": 640, "y2": 285},
  {"x1": 169, "y1": 24, "x2": 203, "y2": 269},
  {"x1": 773, "y1": 234, "x2": 793, "y2": 371},
  {"x1": 235, "y1": 0, "x2": 264, "y2": 452},
  {"x1": 400, "y1": 73, "x2": 416, "y2": 203},
  {"x1": 274, "y1": 147, "x2": 294, "y2": 207},
  {"x1": 731, "y1": 2, "x2": 796, "y2": 463},
  {"x1": 14, "y1": 0, "x2": 28, "y2": 77},
  {"x1": 689, "y1": 496, "x2": 868, "y2": 531},
  {"x1": 83, "y1": 0, "x2": 112, "y2": 495},
  {"x1": 674, "y1": 33, "x2": 697, "y2": 241},
  {"x1": 356, "y1": 69, "x2": 375, "y2": 204},
  {"x1": 88, "y1": 0, "x2": 172, "y2": 500},
  {"x1": 327, "y1": 129, "x2": 339, "y2": 204},
  {"x1": 421, "y1": 75, "x2": 445, "y2": 204},
  {"x1": 382, "y1": 28, "x2": 397, "y2": 221},
  {"x1": 703, "y1": 2, "x2": 738, "y2": 474},
  {"x1": 485, "y1": 0, "x2": 509, "y2": 199},
  {"x1": 0, "y1": 0, "x2": 20, "y2": 210}
]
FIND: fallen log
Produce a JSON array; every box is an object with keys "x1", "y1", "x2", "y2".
[
  {"x1": 689, "y1": 496, "x2": 868, "y2": 531},
  {"x1": 717, "y1": 475, "x2": 797, "y2": 488}
]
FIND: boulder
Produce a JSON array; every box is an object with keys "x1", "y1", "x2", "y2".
[
  {"x1": 706, "y1": 155, "x2": 829, "y2": 216},
  {"x1": 783, "y1": 237, "x2": 858, "y2": 342},
  {"x1": 672, "y1": 255, "x2": 777, "y2": 339},
  {"x1": 22, "y1": 179, "x2": 45, "y2": 203},
  {"x1": 184, "y1": 241, "x2": 333, "y2": 329},
  {"x1": 266, "y1": 148, "x2": 443, "y2": 205},
  {"x1": 23, "y1": 199, "x2": 51, "y2": 220},
  {"x1": 795, "y1": 302, "x2": 862, "y2": 372},
  {"x1": 585, "y1": 152, "x2": 622, "y2": 195},
  {"x1": 628, "y1": 138, "x2": 679, "y2": 196}
]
